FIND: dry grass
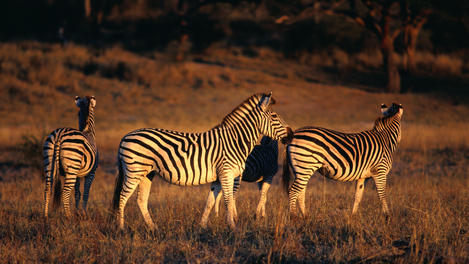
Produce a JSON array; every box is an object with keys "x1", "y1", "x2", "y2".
[
  {"x1": 0, "y1": 41, "x2": 468, "y2": 262},
  {"x1": 0, "y1": 148, "x2": 468, "y2": 263}
]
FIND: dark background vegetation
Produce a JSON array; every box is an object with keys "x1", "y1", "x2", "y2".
[{"x1": 1, "y1": 0, "x2": 468, "y2": 94}]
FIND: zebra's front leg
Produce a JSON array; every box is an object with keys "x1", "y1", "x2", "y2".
[
  {"x1": 137, "y1": 177, "x2": 155, "y2": 230},
  {"x1": 214, "y1": 185, "x2": 223, "y2": 218},
  {"x1": 255, "y1": 181, "x2": 271, "y2": 219},
  {"x1": 352, "y1": 178, "x2": 367, "y2": 214},
  {"x1": 372, "y1": 174, "x2": 390, "y2": 217},
  {"x1": 232, "y1": 176, "x2": 241, "y2": 221},
  {"x1": 220, "y1": 172, "x2": 236, "y2": 229},
  {"x1": 82, "y1": 171, "x2": 95, "y2": 212},
  {"x1": 74, "y1": 178, "x2": 81, "y2": 209},
  {"x1": 62, "y1": 174, "x2": 77, "y2": 218},
  {"x1": 200, "y1": 181, "x2": 221, "y2": 228}
]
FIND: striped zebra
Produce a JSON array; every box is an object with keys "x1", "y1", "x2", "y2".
[
  {"x1": 200, "y1": 136, "x2": 278, "y2": 226},
  {"x1": 283, "y1": 103, "x2": 403, "y2": 218},
  {"x1": 112, "y1": 93, "x2": 292, "y2": 229},
  {"x1": 43, "y1": 96, "x2": 98, "y2": 218}
]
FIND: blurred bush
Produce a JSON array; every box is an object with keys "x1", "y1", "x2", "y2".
[{"x1": 17, "y1": 134, "x2": 45, "y2": 177}]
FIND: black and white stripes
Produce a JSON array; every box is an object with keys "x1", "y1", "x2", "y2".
[
  {"x1": 112, "y1": 93, "x2": 292, "y2": 229},
  {"x1": 200, "y1": 136, "x2": 279, "y2": 225},
  {"x1": 43, "y1": 96, "x2": 98, "y2": 218},
  {"x1": 283, "y1": 103, "x2": 403, "y2": 217}
]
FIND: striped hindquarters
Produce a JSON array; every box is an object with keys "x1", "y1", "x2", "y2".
[{"x1": 43, "y1": 127, "x2": 97, "y2": 179}]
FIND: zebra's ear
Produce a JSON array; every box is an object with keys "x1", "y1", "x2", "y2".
[
  {"x1": 90, "y1": 96, "x2": 96, "y2": 108},
  {"x1": 259, "y1": 92, "x2": 272, "y2": 111},
  {"x1": 380, "y1": 104, "x2": 388, "y2": 114},
  {"x1": 75, "y1": 96, "x2": 81, "y2": 107}
]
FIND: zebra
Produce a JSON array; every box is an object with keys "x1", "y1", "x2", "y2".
[
  {"x1": 112, "y1": 93, "x2": 293, "y2": 230},
  {"x1": 43, "y1": 96, "x2": 98, "y2": 218},
  {"x1": 200, "y1": 136, "x2": 278, "y2": 226},
  {"x1": 282, "y1": 103, "x2": 403, "y2": 218}
]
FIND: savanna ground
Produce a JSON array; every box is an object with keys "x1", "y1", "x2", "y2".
[{"x1": 0, "y1": 41, "x2": 468, "y2": 263}]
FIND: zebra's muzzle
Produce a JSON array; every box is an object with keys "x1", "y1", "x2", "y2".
[{"x1": 281, "y1": 127, "x2": 294, "y2": 145}]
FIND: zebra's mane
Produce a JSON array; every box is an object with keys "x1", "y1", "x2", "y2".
[
  {"x1": 213, "y1": 93, "x2": 274, "y2": 130},
  {"x1": 373, "y1": 112, "x2": 401, "y2": 132}
]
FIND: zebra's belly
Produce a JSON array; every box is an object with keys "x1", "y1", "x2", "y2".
[
  {"x1": 241, "y1": 169, "x2": 261, "y2": 182},
  {"x1": 158, "y1": 167, "x2": 218, "y2": 186},
  {"x1": 242, "y1": 174, "x2": 263, "y2": 183},
  {"x1": 318, "y1": 165, "x2": 366, "y2": 182}
]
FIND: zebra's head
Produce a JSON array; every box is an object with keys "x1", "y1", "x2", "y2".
[
  {"x1": 75, "y1": 95, "x2": 96, "y2": 131},
  {"x1": 380, "y1": 103, "x2": 403, "y2": 118},
  {"x1": 257, "y1": 93, "x2": 293, "y2": 144},
  {"x1": 376, "y1": 102, "x2": 403, "y2": 142}
]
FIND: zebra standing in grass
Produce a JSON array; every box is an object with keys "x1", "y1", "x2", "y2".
[
  {"x1": 200, "y1": 136, "x2": 278, "y2": 225},
  {"x1": 43, "y1": 96, "x2": 98, "y2": 218},
  {"x1": 112, "y1": 93, "x2": 292, "y2": 229},
  {"x1": 283, "y1": 103, "x2": 403, "y2": 218}
]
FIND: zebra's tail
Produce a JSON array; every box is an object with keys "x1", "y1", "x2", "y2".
[
  {"x1": 52, "y1": 140, "x2": 62, "y2": 209},
  {"x1": 282, "y1": 151, "x2": 291, "y2": 195},
  {"x1": 111, "y1": 158, "x2": 124, "y2": 214}
]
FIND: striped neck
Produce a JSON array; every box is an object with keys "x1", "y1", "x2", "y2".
[
  {"x1": 373, "y1": 115, "x2": 401, "y2": 153},
  {"x1": 217, "y1": 95, "x2": 264, "y2": 164},
  {"x1": 80, "y1": 108, "x2": 96, "y2": 145}
]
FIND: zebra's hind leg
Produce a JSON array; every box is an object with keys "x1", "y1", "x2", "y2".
[
  {"x1": 74, "y1": 178, "x2": 81, "y2": 209},
  {"x1": 118, "y1": 170, "x2": 143, "y2": 230},
  {"x1": 372, "y1": 174, "x2": 390, "y2": 218},
  {"x1": 297, "y1": 188, "x2": 307, "y2": 217},
  {"x1": 82, "y1": 171, "x2": 95, "y2": 212},
  {"x1": 44, "y1": 174, "x2": 53, "y2": 219},
  {"x1": 255, "y1": 181, "x2": 271, "y2": 219},
  {"x1": 352, "y1": 178, "x2": 368, "y2": 214},
  {"x1": 137, "y1": 177, "x2": 155, "y2": 230},
  {"x1": 288, "y1": 172, "x2": 312, "y2": 218},
  {"x1": 200, "y1": 181, "x2": 222, "y2": 228},
  {"x1": 62, "y1": 174, "x2": 78, "y2": 218}
]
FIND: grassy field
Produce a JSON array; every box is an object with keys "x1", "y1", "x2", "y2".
[{"x1": 0, "y1": 41, "x2": 468, "y2": 263}]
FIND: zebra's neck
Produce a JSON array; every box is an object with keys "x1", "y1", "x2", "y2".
[
  {"x1": 373, "y1": 116, "x2": 401, "y2": 154},
  {"x1": 218, "y1": 111, "x2": 261, "y2": 167},
  {"x1": 81, "y1": 110, "x2": 96, "y2": 146}
]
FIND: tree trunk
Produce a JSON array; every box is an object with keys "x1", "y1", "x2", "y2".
[
  {"x1": 402, "y1": 18, "x2": 426, "y2": 92},
  {"x1": 84, "y1": 0, "x2": 91, "y2": 19},
  {"x1": 404, "y1": 25, "x2": 418, "y2": 74},
  {"x1": 380, "y1": 15, "x2": 401, "y2": 93}
]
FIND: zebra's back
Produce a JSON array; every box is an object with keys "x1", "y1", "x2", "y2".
[{"x1": 118, "y1": 128, "x2": 223, "y2": 186}]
